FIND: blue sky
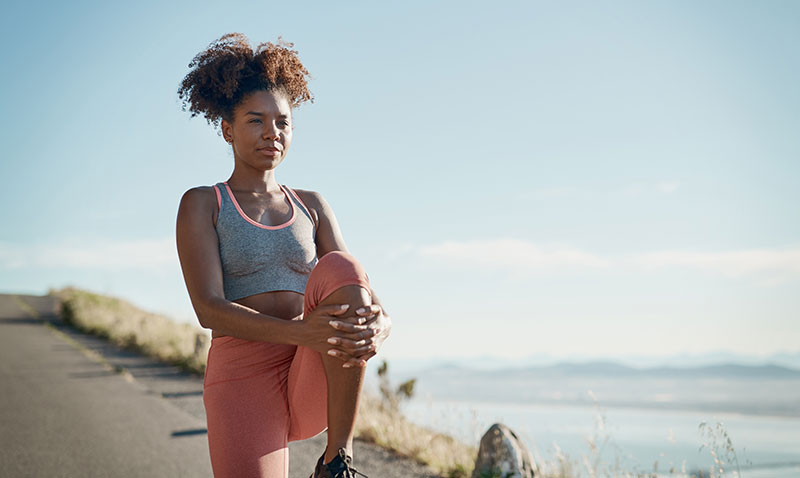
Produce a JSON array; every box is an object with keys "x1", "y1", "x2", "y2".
[{"x1": 1, "y1": 1, "x2": 798, "y2": 363}]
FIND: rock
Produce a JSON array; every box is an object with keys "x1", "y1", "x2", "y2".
[{"x1": 472, "y1": 423, "x2": 537, "y2": 478}]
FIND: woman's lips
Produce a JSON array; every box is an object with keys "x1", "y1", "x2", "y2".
[{"x1": 259, "y1": 148, "x2": 281, "y2": 155}]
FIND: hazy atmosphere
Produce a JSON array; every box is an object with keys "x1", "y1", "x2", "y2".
[{"x1": 2, "y1": 0, "x2": 799, "y2": 365}]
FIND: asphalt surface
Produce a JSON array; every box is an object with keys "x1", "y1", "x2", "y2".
[{"x1": 0, "y1": 293, "x2": 438, "y2": 478}]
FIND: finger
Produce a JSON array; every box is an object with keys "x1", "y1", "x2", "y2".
[
  {"x1": 325, "y1": 304, "x2": 351, "y2": 316},
  {"x1": 328, "y1": 320, "x2": 368, "y2": 333},
  {"x1": 350, "y1": 343, "x2": 376, "y2": 356},
  {"x1": 349, "y1": 351, "x2": 376, "y2": 365},
  {"x1": 343, "y1": 315, "x2": 375, "y2": 326},
  {"x1": 326, "y1": 348, "x2": 354, "y2": 362},
  {"x1": 327, "y1": 350, "x2": 367, "y2": 368},
  {"x1": 327, "y1": 335, "x2": 377, "y2": 355},
  {"x1": 358, "y1": 327, "x2": 379, "y2": 340},
  {"x1": 368, "y1": 325, "x2": 383, "y2": 339},
  {"x1": 336, "y1": 329, "x2": 376, "y2": 342},
  {"x1": 355, "y1": 304, "x2": 382, "y2": 316},
  {"x1": 336, "y1": 315, "x2": 370, "y2": 325},
  {"x1": 340, "y1": 314, "x2": 375, "y2": 326},
  {"x1": 325, "y1": 342, "x2": 376, "y2": 366},
  {"x1": 327, "y1": 337, "x2": 369, "y2": 350},
  {"x1": 342, "y1": 356, "x2": 368, "y2": 368},
  {"x1": 331, "y1": 328, "x2": 377, "y2": 344}
]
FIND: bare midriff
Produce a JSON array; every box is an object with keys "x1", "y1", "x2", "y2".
[{"x1": 211, "y1": 290, "x2": 305, "y2": 339}]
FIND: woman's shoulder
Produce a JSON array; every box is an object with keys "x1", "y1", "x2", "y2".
[
  {"x1": 286, "y1": 186, "x2": 324, "y2": 209},
  {"x1": 284, "y1": 187, "x2": 336, "y2": 229},
  {"x1": 178, "y1": 185, "x2": 221, "y2": 222},
  {"x1": 180, "y1": 185, "x2": 219, "y2": 205}
]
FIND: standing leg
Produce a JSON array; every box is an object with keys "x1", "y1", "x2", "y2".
[{"x1": 204, "y1": 338, "x2": 296, "y2": 477}]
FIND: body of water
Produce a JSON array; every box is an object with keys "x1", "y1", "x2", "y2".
[{"x1": 402, "y1": 398, "x2": 800, "y2": 477}]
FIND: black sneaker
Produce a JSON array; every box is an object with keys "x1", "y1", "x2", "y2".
[{"x1": 310, "y1": 448, "x2": 368, "y2": 478}]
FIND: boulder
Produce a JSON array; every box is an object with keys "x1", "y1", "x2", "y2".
[{"x1": 472, "y1": 423, "x2": 537, "y2": 478}]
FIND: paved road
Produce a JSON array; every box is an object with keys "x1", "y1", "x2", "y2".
[{"x1": 0, "y1": 293, "x2": 438, "y2": 478}]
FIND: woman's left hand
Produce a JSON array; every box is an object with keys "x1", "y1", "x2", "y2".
[{"x1": 327, "y1": 304, "x2": 391, "y2": 368}]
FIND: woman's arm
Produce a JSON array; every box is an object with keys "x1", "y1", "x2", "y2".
[
  {"x1": 296, "y1": 189, "x2": 392, "y2": 364},
  {"x1": 176, "y1": 187, "x2": 307, "y2": 344}
]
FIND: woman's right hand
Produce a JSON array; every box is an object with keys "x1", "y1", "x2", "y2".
[{"x1": 296, "y1": 304, "x2": 370, "y2": 356}]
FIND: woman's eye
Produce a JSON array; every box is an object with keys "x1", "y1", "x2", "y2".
[{"x1": 249, "y1": 119, "x2": 261, "y2": 124}]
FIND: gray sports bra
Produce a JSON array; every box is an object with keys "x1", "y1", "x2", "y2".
[{"x1": 213, "y1": 182, "x2": 318, "y2": 301}]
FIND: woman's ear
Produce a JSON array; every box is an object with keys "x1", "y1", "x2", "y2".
[{"x1": 221, "y1": 119, "x2": 233, "y2": 144}]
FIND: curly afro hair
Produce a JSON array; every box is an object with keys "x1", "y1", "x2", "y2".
[{"x1": 178, "y1": 33, "x2": 313, "y2": 129}]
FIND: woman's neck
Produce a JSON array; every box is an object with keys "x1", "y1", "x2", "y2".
[{"x1": 227, "y1": 168, "x2": 280, "y2": 193}]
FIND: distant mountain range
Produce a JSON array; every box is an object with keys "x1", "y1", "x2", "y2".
[
  {"x1": 379, "y1": 356, "x2": 800, "y2": 417},
  {"x1": 491, "y1": 361, "x2": 800, "y2": 378},
  {"x1": 386, "y1": 351, "x2": 800, "y2": 377},
  {"x1": 403, "y1": 361, "x2": 800, "y2": 384}
]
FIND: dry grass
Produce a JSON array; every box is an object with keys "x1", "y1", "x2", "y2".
[
  {"x1": 527, "y1": 397, "x2": 740, "y2": 478},
  {"x1": 51, "y1": 287, "x2": 210, "y2": 374},
  {"x1": 49, "y1": 287, "x2": 477, "y2": 477},
  {"x1": 355, "y1": 393, "x2": 477, "y2": 477}
]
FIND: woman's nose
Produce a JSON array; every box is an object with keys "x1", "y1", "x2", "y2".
[{"x1": 263, "y1": 122, "x2": 280, "y2": 140}]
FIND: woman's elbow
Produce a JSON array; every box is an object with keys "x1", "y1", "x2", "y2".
[{"x1": 191, "y1": 296, "x2": 222, "y2": 330}]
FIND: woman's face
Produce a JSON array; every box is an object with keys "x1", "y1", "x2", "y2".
[{"x1": 222, "y1": 89, "x2": 293, "y2": 172}]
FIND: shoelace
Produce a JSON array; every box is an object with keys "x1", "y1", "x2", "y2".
[
  {"x1": 339, "y1": 465, "x2": 367, "y2": 478},
  {"x1": 346, "y1": 464, "x2": 368, "y2": 478},
  {"x1": 337, "y1": 449, "x2": 368, "y2": 478}
]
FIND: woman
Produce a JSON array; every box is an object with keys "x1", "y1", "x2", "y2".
[{"x1": 175, "y1": 33, "x2": 391, "y2": 478}]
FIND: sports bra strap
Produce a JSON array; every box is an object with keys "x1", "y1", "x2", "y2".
[{"x1": 284, "y1": 187, "x2": 316, "y2": 230}]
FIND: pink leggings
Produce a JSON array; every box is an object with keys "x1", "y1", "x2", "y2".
[{"x1": 203, "y1": 251, "x2": 371, "y2": 478}]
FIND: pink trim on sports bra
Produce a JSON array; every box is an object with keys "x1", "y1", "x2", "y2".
[
  {"x1": 284, "y1": 187, "x2": 316, "y2": 226},
  {"x1": 223, "y1": 182, "x2": 297, "y2": 230},
  {"x1": 213, "y1": 185, "x2": 221, "y2": 210}
]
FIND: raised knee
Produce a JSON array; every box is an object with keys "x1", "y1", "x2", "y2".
[
  {"x1": 319, "y1": 284, "x2": 371, "y2": 312},
  {"x1": 304, "y1": 249, "x2": 371, "y2": 314},
  {"x1": 316, "y1": 251, "x2": 364, "y2": 275}
]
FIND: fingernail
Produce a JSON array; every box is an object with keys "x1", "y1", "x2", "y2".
[
  {"x1": 343, "y1": 363, "x2": 353, "y2": 368},
  {"x1": 329, "y1": 321, "x2": 339, "y2": 328},
  {"x1": 327, "y1": 338, "x2": 337, "y2": 345},
  {"x1": 339, "y1": 304, "x2": 349, "y2": 310},
  {"x1": 327, "y1": 350, "x2": 337, "y2": 356},
  {"x1": 356, "y1": 307, "x2": 366, "y2": 314}
]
